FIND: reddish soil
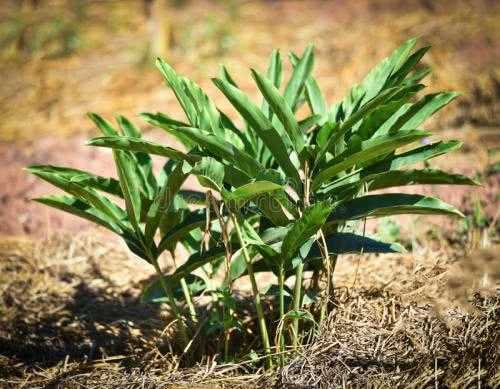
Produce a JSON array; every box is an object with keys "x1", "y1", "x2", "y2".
[{"x1": 1, "y1": 0, "x2": 498, "y2": 238}]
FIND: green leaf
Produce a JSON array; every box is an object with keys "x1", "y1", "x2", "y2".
[
  {"x1": 364, "y1": 140, "x2": 462, "y2": 174},
  {"x1": 299, "y1": 114, "x2": 322, "y2": 133},
  {"x1": 27, "y1": 165, "x2": 122, "y2": 197},
  {"x1": 140, "y1": 112, "x2": 189, "y2": 130},
  {"x1": 358, "y1": 37, "x2": 417, "y2": 105},
  {"x1": 305, "y1": 76, "x2": 326, "y2": 118},
  {"x1": 281, "y1": 201, "x2": 333, "y2": 261},
  {"x1": 363, "y1": 169, "x2": 478, "y2": 191},
  {"x1": 252, "y1": 69, "x2": 304, "y2": 153},
  {"x1": 223, "y1": 181, "x2": 283, "y2": 210},
  {"x1": 87, "y1": 136, "x2": 197, "y2": 163},
  {"x1": 175, "y1": 126, "x2": 263, "y2": 177},
  {"x1": 113, "y1": 150, "x2": 142, "y2": 233},
  {"x1": 190, "y1": 157, "x2": 225, "y2": 192},
  {"x1": 116, "y1": 115, "x2": 157, "y2": 199},
  {"x1": 141, "y1": 274, "x2": 206, "y2": 303},
  {"x1": 116, "y1": 115, "x2": 141, "y2": 137},
  {"x1": 314, "y1": 85, "x2": 412, "y2": 168},
  {"x1": 145, "y1": 161, "x2": 188, "y2": 245},
  {"x1": 387, "y1": 46, "x2": 431, "y2": 87},
  {"x1": 312, "y1": 130, "x2": 430, "y2": 189},
  {"x1": 284, "y1": 44, "x2": 314, "y2": 112},
  {"x1": 262, "y1": 49, "x2": 283, "y2": 119},
  {"x1": 213, "y1": 77, "x2": 302, "y2": 191},
  {"x1": 377, "y1": 92, "x2": 459, "y2": 136},
  {"x1": 157, "y1": 208, "x2": 208, "y2": 254},
  {"x1": 220, "y1": 65, "x2": 238, "y2": 87},
  {"x1": 28, "y1": 168, "x2": 127, "y2": 228},
  {"x1": 329, "y1": 194, "x2": 464, "y2": 222},
  {"x1": 87, "y1": 113, "x2": 118, "y2": 136},
  {"x1": 179, "y1": 190, "x2": 206, "y2": 205},
  {"x1": 308, "y1": 232, "x2": 405, "y2": 255},
  {"x1": 33, "y1": 195, "x2": 124, "y2": 234},
  {"x1": 140, "y1": 112, "x2": 194, "y2": 149},
  {"x1": 156, "y1": 58, "x2": 197, "y2": 125}
]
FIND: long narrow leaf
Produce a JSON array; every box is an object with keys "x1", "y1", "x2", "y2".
[
  {"x1": 252, "y1": 69, "x2": 304, "y2": 153},
  {"x1": 329, "y1": 194, "x2": 464, "y2": 223},
  {"x1": 87, "y1": 136, "x2": 197, "y2": 163},
  {"x1": 281, "y1": 201, "x2": 333, "y2": 261},
  {"x1": 212, "y1": 77, "x2": 302, "y2": 190},
  {"x1": 312, "y1": 130, "x2": 430, "y2": 189}
]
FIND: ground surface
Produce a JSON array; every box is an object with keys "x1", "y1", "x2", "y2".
[{"x1": 0, "y1": 0, "x2": 499, "y2": 387}]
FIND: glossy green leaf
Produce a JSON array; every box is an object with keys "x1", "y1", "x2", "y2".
[
  {"x1": 281, "y1": 201, "x2": 333, "y2": 261},
  {"x1": 364, "y1": 169, "x2": 479, "y2": 191},
  {"x1": 27, "y1": 165, "x2": 122, "y2": 197},
  {"x1": 377, "y1": 92, "x2": 459, "y2": 136},
  {"x1": 284, "y1": 44, "x2": 314, "y2": 112},
  {"x1": 329, "y1": 194, "x2": 464, "y2": 222},
  {"x1": 175, "y1": 126, "x2": 262, "y2": 176},
  {"x1": 28, "y1": 168, "x2": 127, "y2": 227},
  {"x1": 314, "y1": 85, "x2": 411, "y2": 168},
  {"x1": 87, "y1": 136, "x2": 197, "y2": 163},
  {"x1": 252, "y1": 69, "x2": 304, "y2": 153},
  {"x1": 113, "y1": 150, "x2": 142, "y2": 232},
  {"x1": 145, "y1": 161, "x2": 188, "y2": 245},
  {"x1": 262, "y1": 49, "x2": 283, "y2": 119},
  {"x1": 223, "y1": 180, "x2": 283, "y2": 210},
  {"x1": 33, "y1": 195, "x2": 123, "y2": 234},
  {"x1": 305, "y1": 76, "x2": 326, "y2": 118},
  {"x1": 364, "y1": 140, "x2": 462, "y2": 174},
  {"x1": 156, "y1": 58, "x2": 197, "y2": 124},
  {"x1": 312, "y1": 130, "x2": 429, "y2": 189},
  {"x1": 87, "y1": 112, "x2": 118, "y2": 136},
  {"x1": 189, "y1": 156, "x2": 225, "y2": 192},
  {"x1": 308, "y1": 232, "x2": 405, "y2": 255},
  {"x1": 158, "y1": 208, "x2": 209, "y2": 254},
  {"x1": 212, "y1": 77, "x2": 302, "y2": 190}
]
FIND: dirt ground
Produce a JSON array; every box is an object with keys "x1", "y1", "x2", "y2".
[
  {"x1": 0, "y1": 0, "x2": 499, "y2": 387},
  {"x1": 1, "y1": 0, "x2": 499, "y2": 238}
]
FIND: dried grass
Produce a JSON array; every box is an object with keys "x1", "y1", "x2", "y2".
[{"x1": 0, "y1": 233, "x2": 498, "y2": 388}]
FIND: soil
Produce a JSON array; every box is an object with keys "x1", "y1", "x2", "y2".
[{"x1": 1, "y1": 0, "x2": 499, "y2": 239}]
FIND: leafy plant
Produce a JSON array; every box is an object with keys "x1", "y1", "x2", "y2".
[{"x1": 28, "y1": 38, "x2": 477, "y2": 368}]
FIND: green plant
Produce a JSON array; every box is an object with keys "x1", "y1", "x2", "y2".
[{"x1": 28, "y1": 38, "x2": 477, "y2": 368}]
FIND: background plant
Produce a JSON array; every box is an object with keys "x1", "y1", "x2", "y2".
[{"x1": 28, "y1": 38, "x2": 477, "y2": 368}]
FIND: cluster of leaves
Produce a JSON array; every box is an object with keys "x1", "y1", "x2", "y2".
[{"x1": 28, "y1": 38, "x2": 477, "y2": 368}]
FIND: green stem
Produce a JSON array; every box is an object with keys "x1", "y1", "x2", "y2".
[
  {"x1": 180, "y1": 277, "x2": 197, "y2": 323},
  {"x1": 277, "y1": 264, "x2": 286, "y2": 363},
  {"x1": 231, "y1": 213, "x2": 273, "y2": 369},
  {"x1": 152, "y1": 259, "x2": 189, "y2": 348},
  {"x1": 291, "y1": 261, "x2": 304, "y2": 349}
]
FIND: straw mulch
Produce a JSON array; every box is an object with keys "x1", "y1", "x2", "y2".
[{"x1": 0, "y1": 234, "x2": 498, "y2": 388}]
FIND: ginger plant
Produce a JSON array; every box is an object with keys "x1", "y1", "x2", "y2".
[{"x1": 29, "y1": 38, "x2": 477, "y2": 367}]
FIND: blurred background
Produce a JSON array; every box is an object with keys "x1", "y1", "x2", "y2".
[{"x1": 0, "y1": 0, "x2": 498, "y2": 239}]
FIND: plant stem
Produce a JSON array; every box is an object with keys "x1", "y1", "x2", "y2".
[
  {"x1": 180, "y1": 277, "x2": 197, "y2": 323},
  {"x1": 291, "y1": 261, "x2": 304, "y2": 349},
  {"x1": 318, "y1": 229, "x2": 331, "y2": 324},
  {"x1": 208, "y1": 192, "x2": 234, "y2": 363},
  {"x1": 152, "y1": 259, "x2": 189, "y2": 348},
  {"x1": 231, "y1": 213, "x2": 273, "y2": 369},
  {"x1": 290, "y1": 159, "x2": 309, "y2": 349},
  {"x1": 277, "y1": 264, "x2": 286, "y2": 362},
  {"x1": 172, "y1": 250, "x2": 198, "y2": 324}
]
